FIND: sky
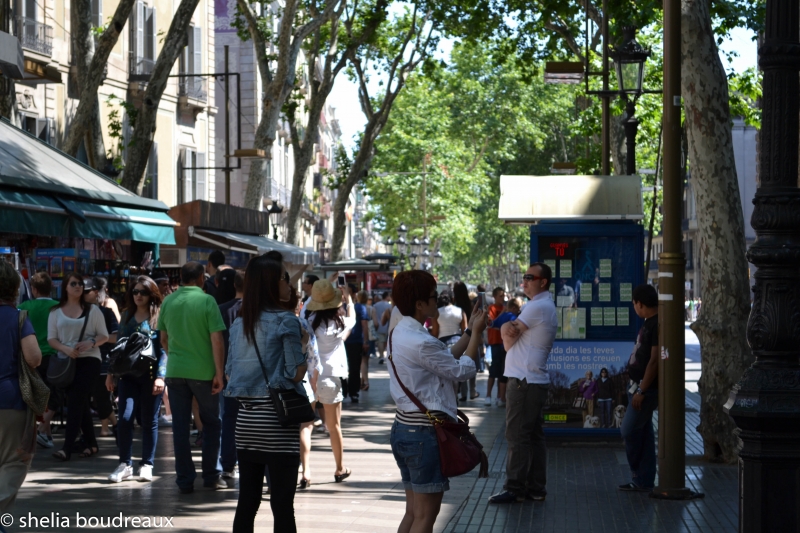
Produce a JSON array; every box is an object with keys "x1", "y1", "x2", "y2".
[{"x1": 328, "y1": 27, "x2": 759, "y2": 151}]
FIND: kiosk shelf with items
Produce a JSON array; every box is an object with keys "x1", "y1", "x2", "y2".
[{"x1": 499, "y1": 175, "x2": 645, "y2": 436}]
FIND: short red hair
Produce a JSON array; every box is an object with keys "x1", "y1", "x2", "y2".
[{"x1": 392, "y1": 270, "x2": 437, "y2": 316}]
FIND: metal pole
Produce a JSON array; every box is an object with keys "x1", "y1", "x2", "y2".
[
  {"x1": 224, "y1": 45, "x2": 231, "y2": 205},
  {"x1": 623, "y1": 99, "x2": 638, "y2": 175},
  {"x1": 601, "y1": 0, "x2": 610, "y2": 175},
  {"x1": 651, "y1": 0, "x2": 698, "y2": 501},
  {"x1": 726, "y1": 0, "x2": 800, "y2": 529}
]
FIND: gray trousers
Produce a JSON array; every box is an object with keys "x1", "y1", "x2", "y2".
[
  {"x1": 0, "y1": 408, "x2": 36, "y2": 512},
  {"x1": 504, "y1": 378, "x2": 548, "y2": 496}
]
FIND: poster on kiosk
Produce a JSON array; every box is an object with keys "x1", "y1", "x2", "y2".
[{"x1": 498, "y1": 175, "x2": 644, "y2": 436}]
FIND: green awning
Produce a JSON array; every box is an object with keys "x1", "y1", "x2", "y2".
[{"x1": 0, "y1": 190, "x2": 176, "y2": 244}]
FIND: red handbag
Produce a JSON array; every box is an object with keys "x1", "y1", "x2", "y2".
[{"x1": 389, "y1": 331, "x2": 488, "y2": 479}]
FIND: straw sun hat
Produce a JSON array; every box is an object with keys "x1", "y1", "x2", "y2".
[{"x1": 305, "y1": 279, "x2": 344, "y2": 312}]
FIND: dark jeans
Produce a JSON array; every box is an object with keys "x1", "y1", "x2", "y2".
[
  {"x1": 61, "y1": 357, "x2": 100, "y2": 458},
  {"x1": 92, "y1": 373, "x2": 114, "y2": 420},
  {"x1": 233, "y1": 452, "x2": 300, "y2": 533},
  {"x1": 504, "y1": 378, "x2": 548, "y2": 496},
  {"x1": 598, "y1": 399, "x2": 613, "y2": 428},
  {"x1": 165, "y1": 377, "x2": 222, "y2": 489},
  {"x1": 344, "y1": 343, "x2": 364, "y2": 399},
  {"x1": 117, "y1": 374, "x2": 163, "y2": 466},
  {"x1": 220, "y1": 394, "x2": 239, "y2": 473},
  {"x1": 621, "y1": 389, "x2": 658, "y2": 488}
]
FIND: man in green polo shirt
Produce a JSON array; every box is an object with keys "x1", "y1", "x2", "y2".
[
  {"x1": 19, "y1": 272, "x2": 59, "y2": 448},
  {"x1": 159, "y1": 261, "x2": 226, "y2": 494}
]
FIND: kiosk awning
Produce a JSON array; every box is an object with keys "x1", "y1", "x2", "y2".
[
  {"x1": 498, "y1": 175, "x2": 643, "y2": 222},
  {"x1": 190, "y1": 228, "x2": 319, "y2": 264},
  {"x1": 0, "y1": 119, "x2": 176, "y2": 244}
]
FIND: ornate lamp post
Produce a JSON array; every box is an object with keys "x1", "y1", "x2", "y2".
[
  {"x1": 609, "y1": 26, "x2": 651, "y2": 175},
  {"x1": 268, "y1": 202, "x2": 284, "y2": 240},
  {"x1": 725, "y1": 0, "x2": 800, "y2": 529}
]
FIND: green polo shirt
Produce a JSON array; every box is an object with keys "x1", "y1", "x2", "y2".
[
  {"x1": 18, "y1": 298, "x2": 59, "y2": 356},
  {"x1": 158, "y1": 286, "x2": 226, "y2": 380}
]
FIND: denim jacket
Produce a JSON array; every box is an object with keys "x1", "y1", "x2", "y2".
[{"x1": 224, "y1": 309, "x2": 307, "y2": 397}]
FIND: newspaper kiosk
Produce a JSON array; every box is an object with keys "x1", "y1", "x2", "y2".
[{"x1": 499, "y1": 175, "x2": 645, "y2": 436}]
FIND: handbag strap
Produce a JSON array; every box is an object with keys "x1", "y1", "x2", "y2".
[
  {"x1": 77, "y1": 306, "x2": 90, "y2": 343},
  {"x1": 387, "y1": 329, "x2": 443, "y2": 424}
]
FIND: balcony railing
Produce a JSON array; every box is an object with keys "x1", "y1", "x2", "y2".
[
  {"x1": 268, "y1": 179, "x2": 292, "y2": 209},
  {"x1": 129, "y1": 53, "x2": 155, "y2": 81},
  {"x1": 178, "y1": 76, "x2": 208, "y2": 102},
  {"x1": 16, "y1": 16, "x2": 53, "y2": 56}
]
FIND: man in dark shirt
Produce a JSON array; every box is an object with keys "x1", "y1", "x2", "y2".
[
  {"x1": 219, "y1": 270, "x2": 244, "y2": 483},
  {"x1": 619, "y1": 284, "x2": 659, "y2": 492},
  {"x1": 204, "y1": 250, "x2": 225, "y2": 299},
  {"x1": 343, "y1": 284, "x2": 369, "y2": 402}
]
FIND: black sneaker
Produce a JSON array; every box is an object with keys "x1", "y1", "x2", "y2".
[
  {"x1": 618, "y1": 482, "x2": 650, "y2": 492},
  {"x1": 527, "y1": 492, "x2": 546, "y2": 501},
  {"x1": 488, "y1": 490, "x2": 524, "y2": 504}
]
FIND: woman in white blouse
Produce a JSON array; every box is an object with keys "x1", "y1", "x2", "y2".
[
  {"x1": 388, "y1": 270, "x2": 486, "y2": 533},
  {"x1": 48, "y1": 272, "x2": 109, "y2": 460},
  {"x1": 304, "y1": 279, "x2": 355, "y2": 483}
]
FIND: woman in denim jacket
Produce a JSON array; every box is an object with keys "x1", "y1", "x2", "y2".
[
  {"x1": 105, "y1": 276, "x2": 167, "y2": 483},
  {"x1": 225, "y1": 252, "x2": 307, "y2": 533}
]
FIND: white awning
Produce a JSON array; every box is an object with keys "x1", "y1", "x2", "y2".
[
  {"x1": 189, "y1": 227, "x2": 319, "y2": 264},
  {"x1": 498, "y1": 175, "x2": 644, "y2": 222}
]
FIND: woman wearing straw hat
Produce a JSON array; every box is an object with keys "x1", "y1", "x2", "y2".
[{"x1": 304, "y1": 279, "x2": 355, "y2": 483}]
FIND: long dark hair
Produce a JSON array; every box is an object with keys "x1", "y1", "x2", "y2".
[
  {"x1": 306, "y1": 306, "x2": 344, "y2": 332},
  {"x1": 453, "y1": 281, "x2": 472, "y2": 320},
  {"x1": 241, "y1": 253, "x2": 292, "y2": 344},
  {"x1": 122, "y1": 275, "x2": 163, "y2": 329},
  {"x1": 53, "y1": 272, "x2": 87, "y2": 312}
]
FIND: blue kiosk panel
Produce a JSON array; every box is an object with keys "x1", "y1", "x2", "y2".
[{"x1": 530, "y1": 222, "x2": 644, "y2": 436}]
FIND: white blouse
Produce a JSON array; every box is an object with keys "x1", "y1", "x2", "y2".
[
  {"x1": 310, "y1": 312, "x2": 356, "y2": 379},
  {"x1": 47, "y1": 305, "x2": 109, "y2": 361}
]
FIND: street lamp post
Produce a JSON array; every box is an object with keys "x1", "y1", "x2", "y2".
[
  {"x1": 609, "y1": 26, "x2": 651, "y2": 176},
  {"x1": 726, "y1": 0, "x2": 800, "y2": 529}
]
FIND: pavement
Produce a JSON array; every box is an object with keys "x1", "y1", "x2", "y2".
[{"x1": 7, "y1": 342, "x2": 737, "y2": 533}]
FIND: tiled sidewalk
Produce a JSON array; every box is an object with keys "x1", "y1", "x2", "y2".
[{"x1": 442, "y1": 390, "x2": 738, "y2": 533}]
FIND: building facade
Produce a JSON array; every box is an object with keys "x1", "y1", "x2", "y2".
[{"x1": 2, "y1": 0, "x2": 217, "y2": 208}]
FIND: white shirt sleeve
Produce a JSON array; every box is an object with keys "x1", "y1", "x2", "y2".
[
  {"x1": 415, "y1": 336, "x2": 477, "y2": 382},
  {"x1": 47, "y1": 308, "x2": 58, "y2": 341},
  {"x1": 516, "y1": 300, "x2": 542, "y2": 329}
]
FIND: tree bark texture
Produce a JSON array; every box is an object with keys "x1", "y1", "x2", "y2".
[
  {"x1": 240, "y1": 0, "x2": 341, "y2": 211},
  {"x1": 610, "y1": 109, "x2": 626, "y2": 175},
  {"x1": 64, "y1": 0, "x2": 136, "y2": 165},
  {"x1": 681, "y1": 0, "x2": 753, "y2": 463},
  {"x1": 121, "y1": 0, "x2": 201, "y2": 194}
]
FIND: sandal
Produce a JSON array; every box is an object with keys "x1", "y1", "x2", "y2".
[
  {"x1": 79, "y1": 447, "x2": 99, "y2": 458},
  {"x1": 361, "y1": 383, "x2": 370, "y2": 391},
  {"x1": 334, "y1": 468, "x2": 351, "y2": 483},
  {"x1": 299, "y1": 478, "x2": 311, "y2": 490},
  {"x1": 52, "y1": 450, "x2": 69, "y2": 461},
  {"x1": 471, "y1": 392, "x2": 480, "y2": 400}
]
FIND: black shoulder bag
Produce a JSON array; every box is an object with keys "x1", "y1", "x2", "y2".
[{"x1": 253, "y1": 328, "x2": 315, "y2": 427}]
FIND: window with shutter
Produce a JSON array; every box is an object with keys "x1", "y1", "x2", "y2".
[
  {"x1": 183, "y1": 148, "x2": 196, "y2": 203},
  {"x1": 24, "y1": 0, "x2": 36, "y2": 20},
  {"x1": 196, "y1": 152, "x2": 206, "y2": 201},
  {"x1": 143, "y1": 143, "x2": 158, "y2": 199},
  {"x1": 135, "y1": 1, "x2": 144, "y2": 60},
  {"x1": 145, "y1": 6, "x2": 156, "y2": 62},
  {"x1": 92, "y1": 0, "x2": 103, "y2": 28},
  {"x1": 36, "y1": 117, "x2": 52, "y2": 144}
]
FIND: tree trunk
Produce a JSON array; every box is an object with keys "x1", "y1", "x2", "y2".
[
  {"x1": 682, "y1": 0, "x2": 753, "y2": 463},
  {"x1": 610, "y1": 109, "x2": 626, "y2": 175},
  {"x1": 121, "y1": 0, "x2": 201, "y2": 194},
  {"x1": 64, "y1": 0, "x2": 136, "y2": 162},
  {"x1": 285, "y1": 98, "x2": 322, "y2": 244}
]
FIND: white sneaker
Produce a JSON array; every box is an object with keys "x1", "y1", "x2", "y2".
[
  {"x1": 159, "y1": 414, "x2": 172, "y2": 427},
  {"x1": 484, "y1": 396, "x2": 492, "y2": 406},
  {"x1": 496, "y1": 399, "x2": 506, "y2": 408},
  {"x1": 221, "y1": 465, "x2": 239, "y2": 479},
  {"x1": 138, "y1": 464, "x2": 153, "y2": 482},
  {"x1": 108, "y1": 463, "x2": 133, "y2": 483}
]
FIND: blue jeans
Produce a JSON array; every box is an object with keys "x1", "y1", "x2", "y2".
[
  {"x1": 118, "y1": 374, "x2": 163, "y2": 466},
  {"x1": 390, "y1": 421, "x2": 449, "y2": 493},
  {"x1": 598, "y1": 399, "x2": 613, "y2": 428},
  {"x1": 165, "y1": 378, "x2": 222, "y2": 489},
  {"x1": 621, "y1": 389, "x2": 658, "y2": 488},
  {"x1": 220, "y1": 393, "x2": 238, "y2": 473}
]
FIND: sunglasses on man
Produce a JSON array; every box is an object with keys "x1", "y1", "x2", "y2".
[{"x1": 522, "y1": 274, "x2": 545, "y2": 282}]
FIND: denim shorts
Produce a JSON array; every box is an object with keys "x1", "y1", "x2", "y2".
[{"x1": 390, "y1": 421, "x2": 450, "y2": 493}]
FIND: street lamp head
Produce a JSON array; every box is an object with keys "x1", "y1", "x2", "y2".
[
  {"x1": 409, "y1": 251, "x2": 419, "y2": 268},
  {"x1": 434, "y1": 250, "x2": 443, "y2": 267},
  {"x1": 609, "y1": 26, "x2": 651, "y2": 96},
  {"x1": 411, "y1": 237, "x2": 421, "y2": 255},
  {"x1": 397, "y1": 236, "x2": 407, "y2": 256},
  {"x1": 397, "y1": 223, "x2": 408, "y2": 237},
  {"x1": 421, "y1": 236, "x2": 430, "y2": 247}
]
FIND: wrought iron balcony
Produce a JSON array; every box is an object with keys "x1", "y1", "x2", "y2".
[
  {"x1": 178, "y1": 76, "x2": 207, "y2": 102},
  {"x1": 16, "y1": 16, "x2": 53, "y2": 56},
  {"x1": 129, "y1": 52, "x2": 155, "y2": 81}
]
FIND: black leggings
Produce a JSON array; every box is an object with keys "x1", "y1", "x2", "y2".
[
  {"x1": 62, "y1": 357, "x2": 101, "y2": 458},
  {"x1": 92, "y1": 373, "x2": 114, "y2": 420},
  {"x1": 344, "y1": 342, "x2": 364, "y2": 399},
  {"x1": 233, "y1": 452, "x2": 300, "y2": 533}
]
